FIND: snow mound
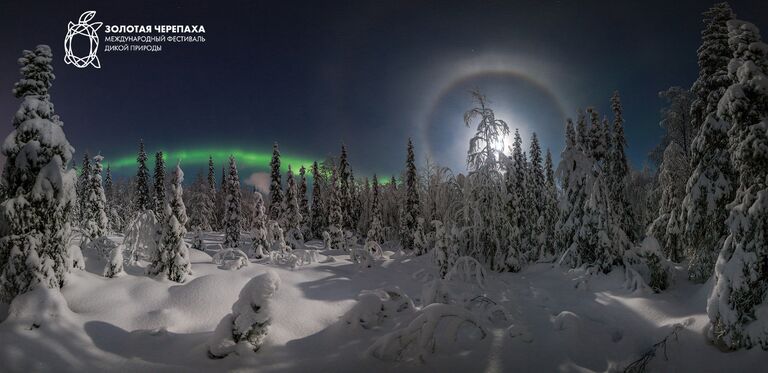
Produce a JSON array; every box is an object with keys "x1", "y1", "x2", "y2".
[
  {"x1": 5, "y1": 287, "x2": 73, "y2": 329},
  {"x1": 208, "y1": 271, "x2": 281, "y2": 358},
  {"x1": 342, "y1": 287, "x2": 415, "y2": 329},
  {"x1": 368, "y1": 303, "x2": 487, "y2": 362}
]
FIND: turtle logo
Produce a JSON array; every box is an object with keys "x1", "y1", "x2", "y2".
[{"x1": 64, "y1": 11, "x2": 102, "y2": 68}]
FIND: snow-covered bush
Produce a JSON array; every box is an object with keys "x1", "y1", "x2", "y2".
[
  {"x1": 208, "y1": 271, "x2": 281, "y2": 358},
  {"x1": 445, "y1": 256, "x2": 487, "y2": 289},
  {"x1": 3, "y1": 286, "x2": 72, "y2": 330},
  {"x1": 191, "y1": 227, "x2": 204, "y2": 251},
  {"x1": 84, "y1": 236, "x2": 118, "y2": 260},
  {"x1": 285, "y1": 227, "x2": 305, "y2": 250},
  {"x1": 212, "y1": 248, "x2": 250, "y2": 270},
  {"x1": 103, "y1": 244, "x2": 125, "y2": 278},
  {"x1": 321, "y1": 231, "x2": 331, "y2": 250},
  {"x1": 292, "y1": 249, "x2": 319, "y2": 266},
  {"x1": 368, "y1": 303, "x2": 487, "y2": 362},
  {"x1": 623, "y1": 236, "x2": 671, "y2": 293},
  {"x1": 67, "y1": 244, "x2": 85, "y2": 271},
  {"x1": 123, "y1": 210, "x2": 159, "y2": 263},
  {"x1": 342, "y1": 287, "x2": 415, "y2": 330},
  {"x1": 351, "y1": 239, "x2": 384, "y2": 268}
]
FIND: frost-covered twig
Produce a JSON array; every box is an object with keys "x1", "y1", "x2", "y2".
[{"x1": 623, "y1": 323, "x2": 683, "y2": 373}]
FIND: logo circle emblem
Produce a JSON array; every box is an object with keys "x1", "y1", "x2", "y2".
[{"x1": 64, "y1": 11, "x2": 102, "y2": 69}]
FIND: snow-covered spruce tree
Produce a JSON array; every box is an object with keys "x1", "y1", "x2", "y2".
[
  {"x1": 134, "y1": 140, "x2": 152, "y2": 212},
  {"x1": 268, "y1": 142, "x2": 283, "y2": 221},
  {"x1": 153, "y1": 151, "x2": 166, "y2": 215},
  {"x1": 367, "y1": 174, "x2": 384, "y2": 244},
  {"x1": 298, "y1": 165, "x2": 309, "y2": 235},
  {"x1": 104, "y1": 164, "x2": 113, "y2": 202},
  {"x1": 505, "y1": 130, "x2": 527, "y2": 266},
  {"x1": 76, "y1": 152, "x2": 91, "y2": 224},
  {"x1": 541, "y1": 149, "x2": 559, "y2": 258},
  {"x1": 528, "y1": 133, "x2": 546, "y2": 259},
  {"x1": 587, "y1": 107, "x2": 608, "y2": 163},
  {"x1": 648, "y1": 142, "x2": 689, "y2": 262},
  {"x1": 463, "y1": 90, "x2": 510, "y2": 270},
  {"x1": 309, "y1": 161, "x2": 325, "y2": 239},
  {"x1": 338, "y1": 144, "x2": 353, "y2": 230},
  {"x1": 572, "y1": 170, "x2": 619, "y2": 272},
  {"x1": 188, "y1": 171, "x2": 214, "y2": 231},
  {"x1": 223, "y1": 156, "x2": 242, "y2": 248},
  {"x1": 327, "y1": 166, "x2": 345, "y2": 250},
  {"x1": 556, "y1": 118, "x2": 591, "y2": 255},
  {"x1": 400, "y1": 138, "x2": 421, "y2": 252},
  {"x1": 250, "y1": 191, "x2": 269, "y2": 258},
  {"x1": 83, "y1": 155, "x2": 109, "y2": 241},
  {"x1": 0, "y1": 45, "x2": 77, "y2": 301},
  {"x1": 682, "y1": 4, "x2": 737, "y2": 284},
  {"x1": 708, "y1": 18, "x2": 768, "y2": 350},
  {"x1": 650, "y1": 87, "x2": 695, "y2": 166},
  {"x1": 690, "y1": 2, "x2": 735, "y2": 135},
  {"x1": 207, "y1": 155, "x2": 217, "y2": 228},
  {"x1": 608, "y1": 91, "x2": 636, "y2": 242},
  {"x1": 147, "y1": 162, "x2": 191, "y2": 282},
  {"x1": 281, "y1": 166, "x2": 303, "y2": 247}
]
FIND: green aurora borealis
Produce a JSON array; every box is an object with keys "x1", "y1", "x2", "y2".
[{"x1": 107, "y1": 148, "x2": 315, "y2": 173}]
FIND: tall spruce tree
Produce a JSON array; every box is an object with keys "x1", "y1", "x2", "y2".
[
  {"x1": 541, "y1": 149, "x2": 559, "y2": 257},
  {"x1": 0, "y1": 45, "x2": 77, "y2": 300},
  {"x1": 528, "y1": 133, "x2": 546, "y2": 259},
  {"x1": 690, "y1": 2, "x2": 734, "y2": 133},
  {"x1": 401, "y1": 138, "x2": 420, "y2": 252},
  {"x1": 77, "y1": 153, "x2": 91, "y2": 224},
  {"x1": 708, "y1": 18, "x2": 768, "y2": 350},
  {"x1": 609, "y1": 91, "x2": 635, "y2": 242},
  {"x1": 282, "y1": 166, "x2": 302, "y2": 232},
  {"x1": 338, "y1": 144, "x2": 353, "y2": 230},
  {"x1": 309, "y1": 161, "x2": 325, "y2": 239},
  {"x1": 135, "y1": 140, "x2": 152, "y2": 211},
  {"x1": 223, "y1": 156, "x2": 242, "y2": 247},
  {"x1": 649, "y1": 142, "x2": 689, "y2": 262},
  {"x1": 83, "y1": 155, "x2": 109, "y2": 240},
  {"x1": 268, "y1": 142, "x2": 283, "y2": 221},
  {"x1": 368, "y1": 174, "x2": 384, "y2": 243},
  {"x1": 148, "y1": 162, "x2": 191, "y2": 282},
  {"x1": 298, "y1": 166, "x2": 309, "y2": 233},
  {"x1": 153, "y1": 151, "x2": 166, "y2": 214},
  {"x1": 682, "y1": 3, "x2": 737, "y2": 283}
]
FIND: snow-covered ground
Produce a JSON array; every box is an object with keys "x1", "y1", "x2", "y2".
[{"x1": 0, "y1": 234, "x2": 764, "y2": 372}]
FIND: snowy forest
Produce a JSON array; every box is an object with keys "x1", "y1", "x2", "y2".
[{"x1": 0, "y1": 2, "x2": 767, "y2": 372}]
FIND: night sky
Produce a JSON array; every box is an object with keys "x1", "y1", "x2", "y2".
[{"x1": 1, "y1": 0, "x2": 767, "y2": 184}]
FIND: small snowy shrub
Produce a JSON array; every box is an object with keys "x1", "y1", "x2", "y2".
[
  {"x1": 208, "y1": 271, "x2": 281, "y2": 358},
  {"x1": 368, "y1": 303, "x2": 487, "y2": 362},
  {"x1": 351, "y1": 239, "x2": 384, "y2": 268},
  {"x1": 85, "y1": 236, "x2": 119, "y2": 260},
  {"x1": 285, "y1": 227, "x2": 305, "y2": 250},
  {"x1": 103, "y1": 244, "x2": 125, "y2": 278},
  {"x1": 321, "y1": 231, "x2": 331, "y2": 250},
  {"x1": 292, "y1": 249, "x2": 319, "y2": 266},
  {"x1": 445, "y1": 256, "x2": 487, "y2": 289},
  {"x1": 342, "y1": 287, "x2": 415, "y2": 329},
  {"x1": 212, "y1": 248, "x2": 250, "y2": 270},
  {"x1": 623, "y1": 236, "x2": 670, "y2": 293},
  {"x1": 67, "y1": 245, "x2": 85, "y2": 270},
  {"x1": 123, "y1": 210, "x2": 159, "y2": 263}
]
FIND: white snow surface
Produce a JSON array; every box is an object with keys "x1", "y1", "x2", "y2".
[{"x1": 0, "y1": 232, "x2": 766, "y2": 372}]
